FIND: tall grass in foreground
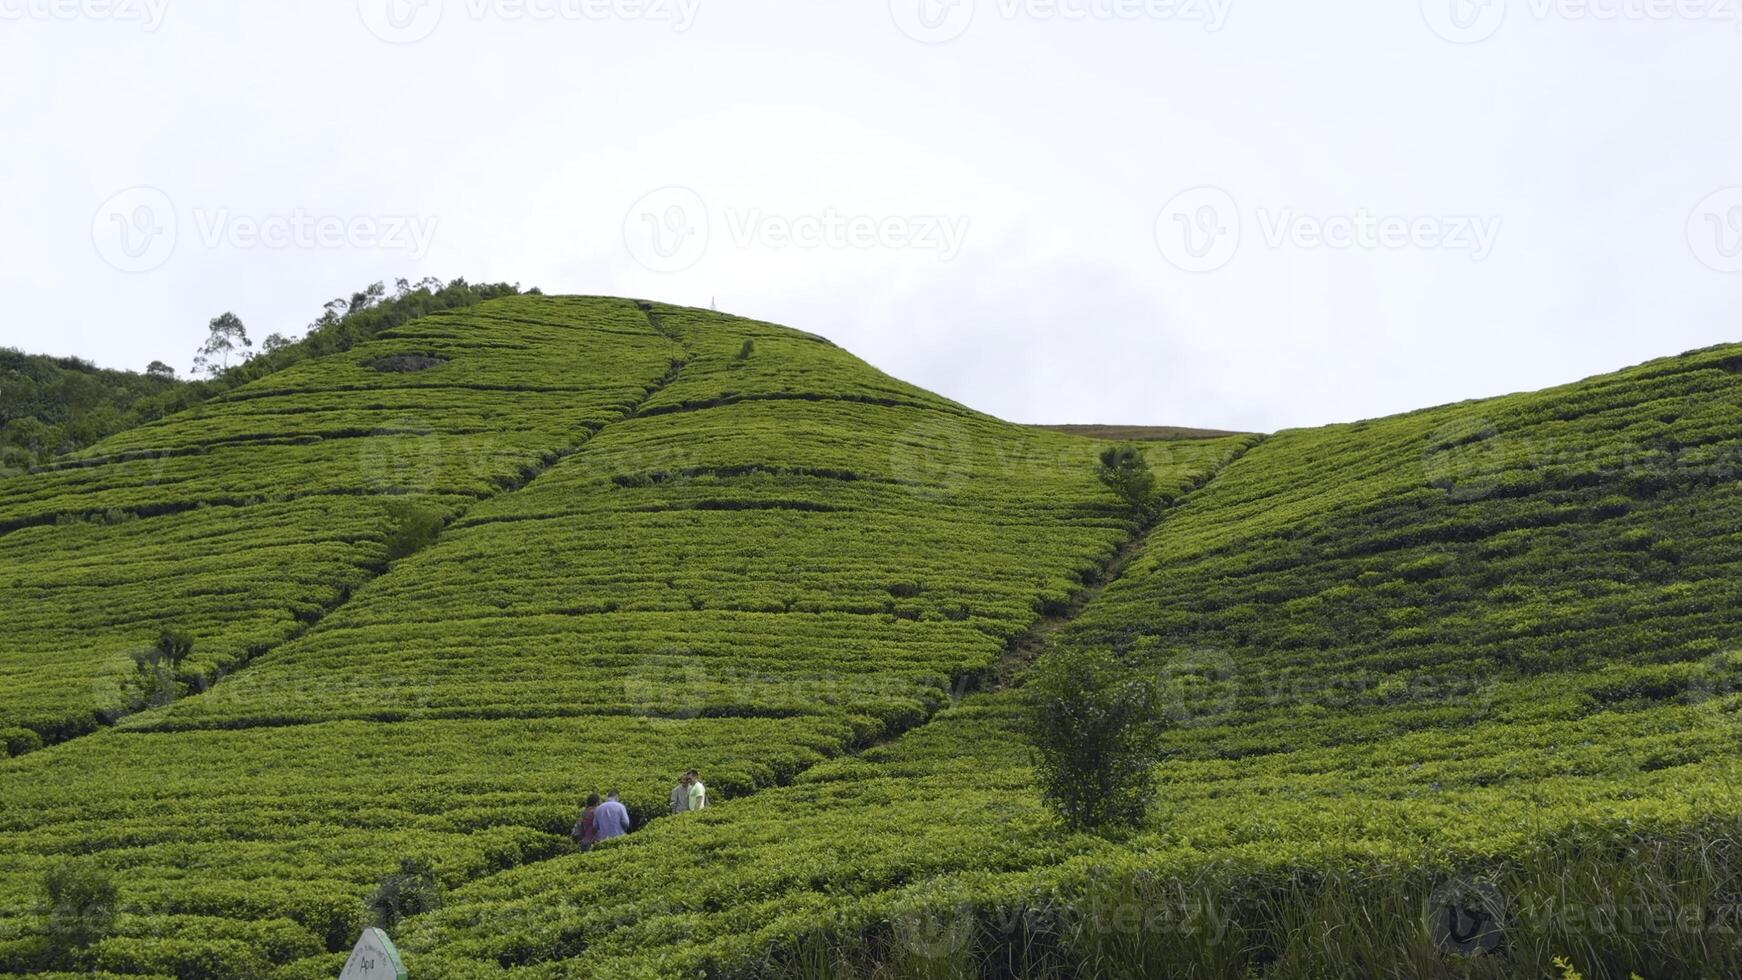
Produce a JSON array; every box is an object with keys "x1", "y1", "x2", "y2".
[{"x1": 764, "y1": 821, "x2": 1742, "y2": 980}]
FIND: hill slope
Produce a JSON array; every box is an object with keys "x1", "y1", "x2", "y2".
[
  {"x1": 398, "y1": 340, "x2": 1742, "y2": 979},
  {"x1": 0, "y1": 295, "x2": 671, "y2": 745},
  {"x1": 2, "y1": 301, "x2": 1740, "y2": 980},
  {"x1": 0, "y1": 297, "x2": 1239, "y2": 978}
]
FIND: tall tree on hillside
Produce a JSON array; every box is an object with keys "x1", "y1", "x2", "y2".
[
  {"x1": 145, "y1": 361, "x2": 176, "y2": 380},
  {"x1": 260, "y1": 333, "x2": 294, "y2": 355},
  {"x1": 348, "y1": 281, "x2": 386, "y2": 313},
  {"x1": 192, "y1": 313, "x2": 252, "y2": 377}
]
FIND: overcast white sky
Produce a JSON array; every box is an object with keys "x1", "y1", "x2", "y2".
[{"x1": 3, "y1": 0, "x2": 1740, "y2": 432}]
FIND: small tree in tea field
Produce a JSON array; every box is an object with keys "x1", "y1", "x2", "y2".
[
  {"x1": 1024, "y1": 646, "x2": 1165, "y2": 832},
  {"x1": 1096, "y1": 445, "x2": 1160, "y2": 522}
]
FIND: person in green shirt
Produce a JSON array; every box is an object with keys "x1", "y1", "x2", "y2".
[{"x1": 684, "y1": 769, "x2": 707, "y2": 811}]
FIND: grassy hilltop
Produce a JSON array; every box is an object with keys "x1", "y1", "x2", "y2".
[{"x1": 2, "y1": 296, "x2": 1740, "y2": 979}]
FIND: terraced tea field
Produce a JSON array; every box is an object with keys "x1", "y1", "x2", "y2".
[
  {"x1": 0, "y1": 296, "x2": 1253, "y2": 978},
  {"x1": 3, "y1": 297, "x2": 1739, "y2": 979}
]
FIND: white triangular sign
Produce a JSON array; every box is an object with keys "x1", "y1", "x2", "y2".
[{"x1": 339, "y1": 927, "x2": 407, "y2": 980}]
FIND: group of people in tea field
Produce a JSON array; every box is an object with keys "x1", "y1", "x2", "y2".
[{"x1": 570, "y1": 769, "x2": 707, "y2": 851}]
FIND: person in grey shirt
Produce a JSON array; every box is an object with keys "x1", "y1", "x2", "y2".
[
  {"x1": 670, "y1": 775, "x2": 691, "y2": 814},
  {"x1": 594, "y1": 791, "x2": 631, "y2": 841}
]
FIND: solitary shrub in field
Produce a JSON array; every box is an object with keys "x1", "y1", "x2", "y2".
[
  {"x1": 383, "y1": 500, "x2": 447, "y2": 562},
  {"x1": 155, "y1": 629, "x2": 193, "y2": 666},
  {"x1": 1096, "y1": 446, "x2": 1160, "y2": 522},
  {"x1": 126, "y1": 629, "x2": 194, "y2": 710},
  {"x1": 368, "y1": 858, "x2": 442, "y2": 929},
  {"x1": 42, "y1": 862, "x2": 118, "y2": 954},
  {"x1": 1024, "y1": 646, "x2": 1165, "y2": 832}
]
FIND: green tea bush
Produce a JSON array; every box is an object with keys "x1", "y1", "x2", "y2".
[
  {"x1": 1025, "y1": 647, "x2": 1164, "y2": 832},
  {"x1": 381, "y1": 499, "x2": 446, "y2": 562},
  {"x1": 1095, "y1": 445, "x2": 1159, "y2": 521},
  {"x1": 40, "y1": 863, "x2": 117, "y2": 956},
  {"x1": 367, "y1": 858, "x2": 442, "y2": 931}
]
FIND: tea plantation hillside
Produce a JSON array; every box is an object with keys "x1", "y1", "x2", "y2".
[
  {"x1": 0, "y1": 295, "x2": 674, "y2": 747},
  {"x1": 394, "y1": 342, "x2": 1742, "y2": 979},
  {"x1": 5, "y1": 300, "x2": 1741, "y2": 980},
  {"x1": 0, "y1": 297, "x2": 1251, "y2": 978}
]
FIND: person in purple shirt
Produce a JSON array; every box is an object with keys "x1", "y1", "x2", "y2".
[{"x1": 593, "y1": 790, "x2": 631, "y2": 842}]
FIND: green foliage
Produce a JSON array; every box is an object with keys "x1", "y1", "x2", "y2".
[
  {"x1": 0, "y1": 295, "x2": 658, "y2": 741},
  {"x1": 123, "y1": 630, "x2": 196, "y2": 713},
  {"x1": 1095, "y1": 445, "x2": 1159, "y2": 521},
  {"x1": 383, "y1": 337, "x2": 1742, "y2": 979},
  {"x1": 0, "y1": 349, "x2": 179, "y2": 471},
  {"x1": 1024, "y1": 646, "x2": 1163, "y2": 831},
  {"x1": 5, "y1": 299, "x2": 1742, "y2": 979},
  {"x1": 367, "y1": 858, "x2": 442, "y2": 930},
  {"x1": 191, "y1": 313, "x2": 252, "y2": 378},
  {"x1": 154, "y1": 630, "x2": 193, "y2": 667},
  {"x1": 0, "y1": 278, "x2": 521, "y2": 472},
  {"x1": 381, "y1": 500, "x2": 446, "y2": 562},
  {"x1": 1, "y1": 727, "x2": 42, "y2": 758},
  {"x1": 41, "y1": 862, "x2": 118, "y2": 954},
  {"x1": 0, "y1": 297, "x2": 1246, "y2": 977}
]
